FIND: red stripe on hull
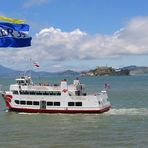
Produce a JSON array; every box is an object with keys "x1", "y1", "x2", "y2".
[{"x1": 8, "y1": 106, "x2": 111, "y2": 114}]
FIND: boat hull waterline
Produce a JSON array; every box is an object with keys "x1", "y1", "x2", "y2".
[{"x1": 7, "y1": 106, "x2": 111, "y2": 114}]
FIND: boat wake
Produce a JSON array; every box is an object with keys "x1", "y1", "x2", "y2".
[
  {"x1": 105, "y1": 108, "x2": 148, "y2": 116},
  {"x1": 18, "y1": 112, "x2": 40, "y2": 115},
  {"x1": 16, "y1": 108, "x2": 148, "y2": 116}
]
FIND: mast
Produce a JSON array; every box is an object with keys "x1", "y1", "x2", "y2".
[{"x1": 29, "y1": 58, "x2": 33, "y2": 77}]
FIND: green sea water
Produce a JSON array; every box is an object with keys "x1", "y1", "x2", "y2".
[{"x1": 0, "y1": 76, "x2": 148, "y2": 148}]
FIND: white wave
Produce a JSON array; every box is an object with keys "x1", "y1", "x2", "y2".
[
  {"x1": 18, "y1": 112, "x2": 40, "y2": 115},
  {"x1": 105, "y1": 108, "x2": 148, "y2": 116},
  {"x1": 12, "y1": 108, "x2": 148, "y2": 116},
  {"x1": 5, "y1": 109, "x2": 9, "y2": 112},
  {"x1": 17, "y1": 112, "x2": 76, "y2": 116}
]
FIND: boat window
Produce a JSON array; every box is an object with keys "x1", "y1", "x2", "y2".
[
  {"x1": 13, "y1": 91, "x2": 18, "y2": 95},
  {"x1": 17, "y1": 80, "x2": 25, "y2": 84},
  {"x1": 15, "y1": 100, "x2": 19, "y2": 104},
  {"x1": 49, "y1": 92, "x2": 53, "y2": 95},
  {"x1": 20, "y1": 100, "x2": 26, "y2": 105},
  {"x1": 75, "y1": 91, "x2": 81, "y2": 96},
  {"x1": 18, "y1": 91, "x2": 61, "y2": 96},
  {"x1": 33, "y1": 101, "x2": 39, "y2": 105},
  {"x1": 43, "y1": 92, "x2": 49, "y2": 95},
  {"x1": 68, "y1": 102, "x2": 74, "y2": 106},
  {"x1": 54, "y1": 102, "x2": 60, "y2": 106},
  {"x1": 24, "y1": 91, "x2": 29, "y2": 95},
  {"x1": 30, "y1": 91, "x2": 36, "y2": 95},
  {"x1": 36, "y1": 91, "x2": 42, "y2": 95},
  {"x1": 76, "y1": 102, "x2": 82, "y2": 106},
  {"x1": 45, "y1": 92, "x2": 50, "y2": 95},
  {"x1": 52, "y1": 92, "x2": 56, "y2": 95},
  {"x1": 19, "y1": 91, "x2": 28, "y2": 95},
  {"x1": 48, "y1": 91, "x2": 61, "y2": 96},
  {"x1": 47, "y1": 102, "x2": 53, "y2": 106},
  {"x1": 27, "y1": 101, "x2": 32, "y2": 105},
  {"x1": 83, "y1": 93, "x2": 86, "y2": 96},
  {"x1": 56, "y1": 92, "x2": 61, "y2": 96}
]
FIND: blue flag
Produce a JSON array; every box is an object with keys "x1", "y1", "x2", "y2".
[
  {"x1": 0, "y1": 37, "x2": 32, "y2": 47},
  {"x1": 0, "y1": 22, "x2": 29, "y2": 31},
  {"x1": 0, "y1": 22, "x2": 31, "y2": 47}
]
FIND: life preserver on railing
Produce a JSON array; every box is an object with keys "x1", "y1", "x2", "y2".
[{"x1": 62, "y1": 89, "x2": 68, "y2": 93}]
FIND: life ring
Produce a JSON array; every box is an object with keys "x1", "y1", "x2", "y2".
[{"x1": 62, "y1": 89, "x2": 68, "y2": 93}]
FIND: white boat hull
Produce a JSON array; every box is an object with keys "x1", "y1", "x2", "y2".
[
  {"x1": 3, "y1": 93, "x2": 111, "y2": 114},
  {"x1": 2, "y1": 76, "x2": 111, "y2": 114}
]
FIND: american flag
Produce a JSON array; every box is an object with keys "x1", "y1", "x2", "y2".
[
  {"x1": 104, "y1": 83, "x2": 110, "y2": 90},
  {"x1": 33, "y1": 62, "x2": 40, "y2": 68}
]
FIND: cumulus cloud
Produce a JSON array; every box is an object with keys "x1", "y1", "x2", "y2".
[
  {"x1": 31, "y1": 17, "x2": 148, "y2": 60},
  {"x1": 1, "y1": 16, "x2": 148, "y2": 69},
  {"x1": 33, "y1": 27, "x2": 87, "y2": 60}
]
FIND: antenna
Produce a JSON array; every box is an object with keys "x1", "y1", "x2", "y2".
[{"x1": 29, "y1": 58, "x2": 33, "y2": 77}]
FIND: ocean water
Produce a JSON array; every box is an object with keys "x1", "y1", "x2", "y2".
[{"x1": 0, "y1": 76, "x2": 148, "y2": 148}]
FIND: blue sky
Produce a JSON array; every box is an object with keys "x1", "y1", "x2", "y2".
[{"x1": 1, "y1": 0, "x2": 148, "y2": 72}]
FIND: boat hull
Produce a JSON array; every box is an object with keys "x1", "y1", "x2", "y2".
[
  {"x1": 2, "y1": 85, "x2": 111, "y2": 114},
  {"x1": 7, "y1": 106, "x2": 111, "y2": 114}
]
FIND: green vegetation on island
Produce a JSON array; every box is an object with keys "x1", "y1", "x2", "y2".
[{"x1": 81, "y1": 66, "x2": 130, "y2": 76}]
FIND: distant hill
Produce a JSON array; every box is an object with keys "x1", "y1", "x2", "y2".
[
  {"x1": 0, "y1": 65, "x2": 80, "y2": 77},
  {"x1": 57, "y1": 70, "x2": 80, "y2": 76},
  {"x1": 121, "y1": 65, "x2": 142, "y2": 71},
  {"x1": 0, "y1": 65, "x2": 21, "y2": 77},
  {"x1": 80, "y1": 65, "x2": 148, "y2": 76},
  {"x1": 1, "y1": 64, "x2": 148, "y2": 77},
  {"x1": 121, "y1": 65, "x2": 148, "y2": 75}
]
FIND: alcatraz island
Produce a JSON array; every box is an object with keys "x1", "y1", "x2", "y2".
[
  {"x1": 81, "y1": 66, "x2": 130, "y2": 76},
  {"x1": 81, "y1": 65, "x2": 148, "y2": 76}
]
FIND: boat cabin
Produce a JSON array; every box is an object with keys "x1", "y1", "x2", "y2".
[{"x1": 16, "y1": 76, "x2": 33, "y2": 86}]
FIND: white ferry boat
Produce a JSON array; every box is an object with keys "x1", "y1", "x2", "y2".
[{"x1": 2, "y1": 76, "x2": 111, "y2": 113}]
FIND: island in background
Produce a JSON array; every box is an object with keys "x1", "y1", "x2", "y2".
[
  {"x1": 81, "y1": 66, "x2": 129, "y2": 76},
  {"x1": 1, "y1": 64, "x2": 148, "y2": 77},
  {"x1": 81, "y1": 65, "x2": 148, "y2": 76}
]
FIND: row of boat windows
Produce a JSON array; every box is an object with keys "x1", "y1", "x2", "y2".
[
  {"x1": 68, "y1": 102, "x2": 82, "y2": 106},
  {"x1": 13, "y1": 91, "x2": 61, "y2": 96},
  {"x1": 14, "y1": 100, "x2": 82, "y2": 106}
]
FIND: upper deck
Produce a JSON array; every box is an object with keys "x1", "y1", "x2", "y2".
[{"x1": 10, "y1": 76, "x2": 86, "y2": 96}]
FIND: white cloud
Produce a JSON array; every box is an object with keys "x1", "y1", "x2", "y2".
[
  {"x1": 23, "y1": 0, "x2": 50, "y2": 8},
  {"x1": 31, "y1": 17, "x2": 148, "y2": 60},
  {"x1": 1, "y1": 16, "x2": 148, "y2": 70}
]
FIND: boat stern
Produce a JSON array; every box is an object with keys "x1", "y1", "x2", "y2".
[{"x1": 96, "y1": 90, "x2": 111, "y2": 111}]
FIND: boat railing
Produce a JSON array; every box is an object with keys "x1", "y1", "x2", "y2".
[{"x1": 33, "y1": 83, "x2": 60, "y2": 87}]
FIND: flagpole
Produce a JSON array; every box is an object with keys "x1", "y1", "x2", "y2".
[{"x1": 29, "y1": 58, "x2": 33, "y2": 77}]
